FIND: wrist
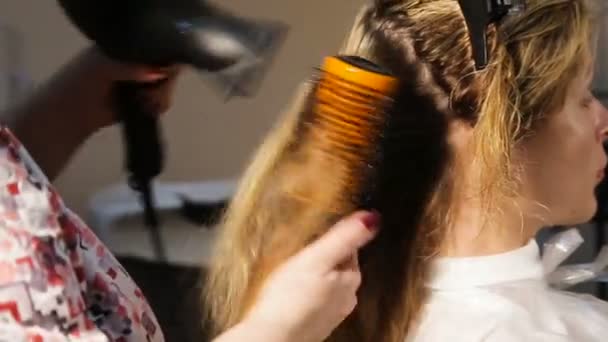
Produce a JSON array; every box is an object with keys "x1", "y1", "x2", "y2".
[
  {"x1": 220, "y1": 318, "x2": 296, "y2": 342},
  {"x1": 67, "y1": 47, "x2": 119, "y2": 133},
  {"x1": 17, "y1": 47, "x2": 110, "y2": 135},
  {"x1": 4, "y1": 47, "x2": 110, "y2": 180}
]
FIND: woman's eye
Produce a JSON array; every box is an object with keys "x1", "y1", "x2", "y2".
[
  {"x1": 582, "y1": 91, "x2": 595, "y2": 107},
  {"x1": 582, "y1": 98, "x2": 593, "y2": 107}
]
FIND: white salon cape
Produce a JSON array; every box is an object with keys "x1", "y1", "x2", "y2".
[{"x1": 406, "y1": 240, "x2": 608, "y2": 341}]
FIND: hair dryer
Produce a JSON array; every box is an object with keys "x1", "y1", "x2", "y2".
[{"x1": 57, "y1": 0, "x2": 288, "y2": 261}]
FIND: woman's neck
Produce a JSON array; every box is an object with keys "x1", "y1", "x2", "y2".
[
  {"x1": 440, "y1": 196, "x2": 544, "y2": 258},
  {"x1": 439, "y1": 122, "x2": 548, "y2": 257}
]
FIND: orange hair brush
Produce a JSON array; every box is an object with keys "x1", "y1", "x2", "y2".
[{"x1": 239, "y1": 55, "x2": 399, "y2": 317}]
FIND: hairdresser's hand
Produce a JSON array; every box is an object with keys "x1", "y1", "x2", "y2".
[
  {"x1": 238, "y1": 211, "x2": 380, "y2": 342},
  {"x1": 84, "y1": 47, "x2": 182, "y2": 130},
  {"x1": 7, "y1": 46, "x2": 182, "y2": 181}
]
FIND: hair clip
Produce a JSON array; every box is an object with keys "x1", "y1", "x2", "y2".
[{"x1": 458, "y1": 0, "x2": 527, "y2": 70}]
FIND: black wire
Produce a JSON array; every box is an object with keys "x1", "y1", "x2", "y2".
[{"x1": 135, "y1": 177, "x2": 166, "y2": 262}]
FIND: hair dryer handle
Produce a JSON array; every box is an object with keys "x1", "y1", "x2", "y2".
[{"x1": 114, "y1": 81, "x2": 165, "y2": 187}]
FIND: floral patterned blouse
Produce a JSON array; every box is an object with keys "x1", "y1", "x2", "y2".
[{"x1": 0, "y1": 125, "x2": 163, "y2": 342}]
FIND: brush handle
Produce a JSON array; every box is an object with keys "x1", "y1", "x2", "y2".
[{"x1": 114, "y1": 80, "x2": 166, "y2": 261}]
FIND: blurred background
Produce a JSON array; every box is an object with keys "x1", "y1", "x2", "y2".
[{"x1": 0, "y1": 1, "x2": 608, "y2": 341}]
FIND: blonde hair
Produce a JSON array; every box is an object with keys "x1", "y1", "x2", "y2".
[{"x1": 203, "y1": 1, "x2": 599, "y2": 341}]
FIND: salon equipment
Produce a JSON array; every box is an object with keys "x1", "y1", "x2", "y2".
[
  {"x1": 88, "y1": 181, "x2": 236, "y2": 235},
  {"x1": 57, "y1": 0, "x2": 288, "y2": 261},
  {"x1": 87, "y1": 180, "x2": 235, "y2": 267},
  {"x1": 543, "y1": 227, "x2": 608, "y2": 290},
  {"x1": 458, "y1": 0, "x2": 526, "y2": 69},
  {"x1": 179, "y1": 195, "x2": 227, "y2": 227}
]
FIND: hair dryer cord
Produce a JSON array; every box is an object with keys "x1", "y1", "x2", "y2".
[{"x1": 114, "y1": 80, "x2": 167, "y2": 262}]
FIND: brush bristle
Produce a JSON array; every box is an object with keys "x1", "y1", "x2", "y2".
[
  {"x1": 299, "y1": 56, "x2": 398, "y2": 208},
  {"x1": 315, "y1": 71, "x2": 388, "y2": 156}
]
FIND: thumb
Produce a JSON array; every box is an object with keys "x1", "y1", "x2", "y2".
[{"x1": 298, "y1": 211, "x2": 380, "y2": 272}]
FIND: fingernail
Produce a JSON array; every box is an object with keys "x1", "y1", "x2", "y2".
[{"x1": 360, "y1": 210, "x2": 381, "y2": 231}]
